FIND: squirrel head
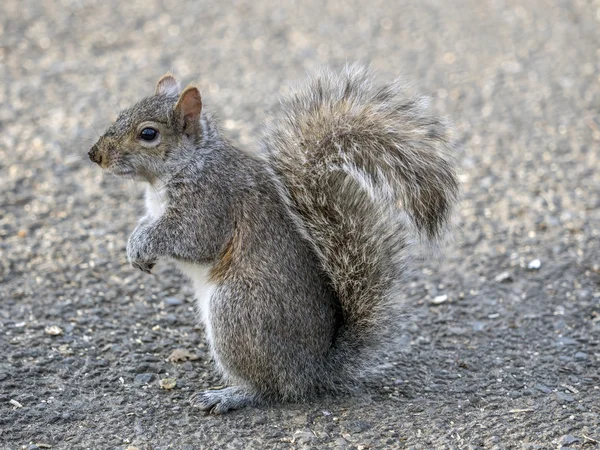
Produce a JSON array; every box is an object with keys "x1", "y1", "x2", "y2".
[{"x1": 88, "y1": 73, "x2": 203, "y2": 182}]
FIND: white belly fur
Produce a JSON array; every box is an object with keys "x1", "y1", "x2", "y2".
[
  {"x1": 145, "y1": 184, "x2": 168, "y2": 220},
  {"x1": 144, "y1": 184, "x2": 217, "y2": 351},
  {"x1": 176, "y1": 262, "x2": 217, "y2": 350}
]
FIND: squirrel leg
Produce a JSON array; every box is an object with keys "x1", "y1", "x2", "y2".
[{"x1": 189, "y1": 386, "x2": 257, "y2": 414}]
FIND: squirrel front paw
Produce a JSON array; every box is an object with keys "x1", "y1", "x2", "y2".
[
  {"x1": 127, "y1": 226, "x2": 157, "y2": 274},
  {"x1": 130, "y1": 258, "x2": 156, "y2": 274}
]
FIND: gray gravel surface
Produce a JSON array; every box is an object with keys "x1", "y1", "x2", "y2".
[{"x1": 1, "y1": 0, "x2": 599, "y2": 448}]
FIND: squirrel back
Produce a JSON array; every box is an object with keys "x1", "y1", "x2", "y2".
[{"x1": 262, "y1": 66, "x2": 460, "y2": 377}]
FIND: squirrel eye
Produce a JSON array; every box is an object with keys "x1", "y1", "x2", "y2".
[{"x1": 139, "y1": 128, "x2": 158, "y2": 141}]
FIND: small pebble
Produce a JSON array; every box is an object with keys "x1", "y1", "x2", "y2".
[
  {"x1": 562, "y1": 384, "x2": 579, "y2": 394},
  {"x1": 431, "y1": 294, "x2": 448, "y2": 305},
  {"x1": 168, "y1": 349, "x2": 199, "y2": 363},
  {"x1": 527, "y1": 259, "x2": 541, "y2": 270},
  {"x1": 472, "y1": 321, "x2": 486, "y2": 331},
  {"x1": 9, "y1": 399, "x2": 23, "y2": 408},
  {"x1": 556, "y1": 336, "x2": 578, "y2": 346},
  {"x1": 165, "y1": 297, "x2": 184, "y2": 306},
  {"x1": 535, "y1": 383, "x2": 552, "y2": 394},
  {"x1": 57, "y1": 345, "x2": 72, "y2": 356},
  {"x1": 159, "y1": 378, "x2": 177, "y2": 390},
  {"x1": 555, "y1": 392, "x2": 575, "y2": 402},
  {"x1": 344, "y1": 420, "x2": 372, "y2": 433},
  {"x1": 134, "y1": 373, "x2": 155, "y2": 385},
  {"x1": 494, "y1": 271, "x2": 513, "y2": 282},
  {"x1": 559, "y1": 435, "x2": 580, "y2": 445},
  {"x1": 44, "y1": 326, "x2": 63, "y2": 336}
]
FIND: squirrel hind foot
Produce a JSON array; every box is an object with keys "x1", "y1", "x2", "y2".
[{"x1": 189, "y1": 386, "x2": 258, "y2": 414}]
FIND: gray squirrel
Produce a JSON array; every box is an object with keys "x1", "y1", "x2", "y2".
[{"x1": 88, "y1": 65, "x2": 460, "y2": 413}]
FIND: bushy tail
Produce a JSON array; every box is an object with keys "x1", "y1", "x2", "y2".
[{"x1": 261, "y1": 65, "x2": 461, "y2": 380}]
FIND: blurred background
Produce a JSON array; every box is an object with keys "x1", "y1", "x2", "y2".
[
  {"x1": 1, "y1": 0, "x2": 599, "y2": 448},
  {"x1": 1, "y1": 0, "x2": 598, "y2": 240}
]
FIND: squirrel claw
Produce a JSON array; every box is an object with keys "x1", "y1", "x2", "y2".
[
  {"x1": 190, "y1": 387, "x2": 255, "y2": 414},
  {"x1": 132, "y1": 260, "x2": 155, "y2": 274}
]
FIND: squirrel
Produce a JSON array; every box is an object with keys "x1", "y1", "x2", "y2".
[{"x1": 88, "y1": 65, "x2": 461, "y2": 413}]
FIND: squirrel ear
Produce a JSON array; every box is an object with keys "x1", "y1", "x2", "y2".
[
  {"x1": 155, "y1": 73, "x2": 180, "y2": 96},
  {"x1": 175, "y1": 86, "x2": 203, "y2": 124}
]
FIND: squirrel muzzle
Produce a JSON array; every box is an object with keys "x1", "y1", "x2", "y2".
[{"x1": 88, "y1": 144, "x2": 103, "y2": 166}]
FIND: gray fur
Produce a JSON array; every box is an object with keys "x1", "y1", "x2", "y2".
[
  {"x1": 89, "y1": 65, "x2": 461, "y2": 413},
  {"x1": 261, "y1": 65, "x2": 461, "y2": 380}
]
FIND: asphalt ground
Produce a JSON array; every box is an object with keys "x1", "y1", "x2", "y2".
[{"x1": 1, "y1": 0, "x2": 599, "y2": 448}]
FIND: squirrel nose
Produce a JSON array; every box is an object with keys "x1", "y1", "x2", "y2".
[{"x1": 88, "y1": 145, "x2": 103, "y2": 165}]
